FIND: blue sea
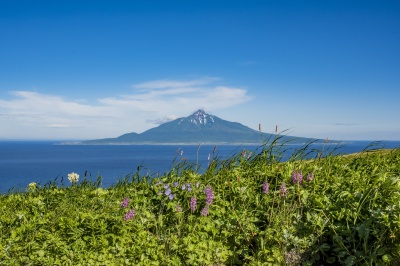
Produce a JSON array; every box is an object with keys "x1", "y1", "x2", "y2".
[{"x1": 1, "y1": 140, "x2": 399, "y2": 193}]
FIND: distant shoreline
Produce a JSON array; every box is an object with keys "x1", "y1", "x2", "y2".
[{"x1": 58, "y1": 141, "x2": 343, "y2": 146}]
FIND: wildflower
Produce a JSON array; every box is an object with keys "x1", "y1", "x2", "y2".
[
  {"x1": 196, "y1": 182, "x2": 199, "y2": 188},
  {"x1": 204, "y1": 186, "x2": 214, "y2": 205},
  {"x1": 201, "y1": 206, "x2": 209, "y2": 216},
  {"x1": 190, "y1": 197, "x2": 197, "y2": 211},
  {"x1": 165, "y1": 189, "x2": 172, "y2": 196},
  {"x1": 306, "y1": 172, "x2": 314, "y2": 182},
  {"x1": 204, "y1": 186, "x2": 212, "y2": 194},
  {"x1": 173, "y1": 182, "x2": 179, "y2": 187},
  {"x1": 164, "y1": 184, "x2": 170, "y2": 189},
  {"x1": 121, "y1": 198, "x2": 129, "y2": 208},
  {"x1": 187, "y1": 186, "x2": 192, "y2": 192},
  {"x1": 280, "y1": 182, "x2": 287, "y2": 197},
  {"x1": 124, "y1": 209, "x2": 136, "y2": 221},
  {"x1": 284, "y1": 249, "x2": 302, "y2": 265},
  {"x1": 181, "y1": 184, "x2": 186, "y2": 190},
  {"x1": 27, "y1": 182, "x2": 37, "y2": 191},
  {"x1": 169, "y1": 194, "x2": 174, "y2": 200},
  {"x1": 262, "y1": 181, "x2": 270, "y2": 194},
  {"x1": 176, "y1": 205, "x2": 182, "y2": 212},
  {"x1": 67, "y1": 172, "x2": 79, "y2": 183},
  {"x1": 291, "y1": 171, "x2": 303, "y2": 185}
]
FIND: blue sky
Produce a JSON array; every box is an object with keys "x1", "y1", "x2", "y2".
[{"x1": 0, "y1": 0, "x2": 399, "y2": 140}]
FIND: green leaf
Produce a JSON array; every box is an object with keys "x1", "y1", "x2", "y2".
[{"x1": 344, "y1": 255, "x2": 356, "y2": 266}]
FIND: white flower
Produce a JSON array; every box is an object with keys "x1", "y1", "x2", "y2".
[
  {"x1": 68, "y1": 172, "x2": 79, "y2": 183},
  {"x1": 27, "y1": 182, "x2": 37, "y2": 191}
]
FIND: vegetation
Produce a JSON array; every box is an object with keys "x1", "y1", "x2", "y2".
[{"x1": 1, "y1": 141, "x2": 399, "y2": 265}]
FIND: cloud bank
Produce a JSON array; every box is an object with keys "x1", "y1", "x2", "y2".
[{"x1": 0, "y1": 78, "x2": 252, "y2": 139}]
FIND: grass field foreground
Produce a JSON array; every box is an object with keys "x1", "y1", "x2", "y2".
[{"x1": 1, "y1": 142, "x2": 399, "y2": 265}]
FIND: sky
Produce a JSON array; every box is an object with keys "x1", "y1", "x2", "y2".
[{"x1": 0, "y1": 0, "x2": 399, "y2": 141}]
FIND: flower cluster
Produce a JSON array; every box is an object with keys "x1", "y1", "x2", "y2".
[
  {"x1": 121, "y1": 197, "x2": 129, "y2": 208},
  {"x1": 155, "y1": 182, "x2": 175, "y2": 200},
  {"x1": 262, "y1": 181, "x2": 270, "y2": 194},
  {"x1": 190, "y1": 197, "x2": 197, "y2": 211},
  {"x1": 165, "y1": 187, "x2": 174, "y2": 200},
  {"x1": 181, "y1": 183, "x2": 193, "y2": 192},
  {"x1": 27, "y1": 182, "x2": 37, "y2": 191},
  {"x1": 201, "y1": 206, "x2": 209, "y2": 216},
  {"x1": 291, "y1": 171, "x2": 303, "y2": 185},
  {"x1": 68, "y1": 172, "x2": 79, "y2": 183},
  {"x1": 204, "y1": 186, "x2": 214, "y2": 206},
  {"x1": 154, "y1": 180, "x2": 214, "y2": 216},
  {"x1": 124, "y1": 209, "x2": 136, "y2": 221}
]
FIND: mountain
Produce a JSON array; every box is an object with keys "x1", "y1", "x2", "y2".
[{"x1": 82, "y1": 110, "x2": 314, "y2": 145}]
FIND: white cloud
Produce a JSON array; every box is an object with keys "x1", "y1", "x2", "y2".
[
  {"x1": 146, "y1": 115, "x2": 178, "y2": 125},
  {"x1": 0, "y1": 78, "x2": 253, "y2": 139},
  {"x1": 133, "y1": 77, "x2": 220, "y2": 89}
]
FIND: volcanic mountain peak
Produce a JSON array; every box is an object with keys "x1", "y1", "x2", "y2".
[{"x1": 179, "y1": 109, "x2": 215, "y2": 126}]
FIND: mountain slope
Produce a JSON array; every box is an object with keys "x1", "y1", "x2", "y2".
[{"x1": 83, "y1": 110, "x2": 312, "y2": 144}]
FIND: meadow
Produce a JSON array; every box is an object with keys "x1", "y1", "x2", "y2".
[{"x1": 0, "y1": 140, "x2": 399, "y2": 265}]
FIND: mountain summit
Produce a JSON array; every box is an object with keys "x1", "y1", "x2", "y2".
[
  {"x1": 83, "y1": 110, "x2": 310, "y2": 144},
  {"x1": 183, "y1": 109, "x2": 215, "y2": 126}
]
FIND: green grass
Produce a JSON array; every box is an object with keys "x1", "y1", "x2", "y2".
[{"x1": 1, "y1": 142, "x2": 399, "y2": 265}]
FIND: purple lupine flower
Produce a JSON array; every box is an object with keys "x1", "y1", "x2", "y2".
[
  {"x1": 165, "y1": 189, "x2": 171, "y2": 196},
  {"x1": 181, "y1": 184, "x2": 186, "y2": 190},
  {"x1": 204, "y1": 186, "x2": 212, "y2": 194},
  {"x1": 187, "y1": 187, "x2": 192, "y2": 192},
  {"x1": 121, "y1": 198, "x2": 130, "y2": 208},
  {"x1": 173, "y1": 182, "x2": 179, "y2": 187},
  {"x1": 190, "y1": 197, "x2": 197, "y2": 211},
  {"x1": 206, "y1": 192, "x2": 214, "y2": 205},
  {"x1": 124, "y1": 209, "x2": 136, "y2": 221},
  {"x1": 168, "y1": 193, "x2": 174, "y2": 200},
  {"x1": 164, "y1": 184, "x2": 170, "y2": 189},
  {"x1": 280, "y1": 182, "x2": 287, "y2": 197},
  {"x1": 204, "y1": 186, "x2": 214, "y2": 205},
  {"x1": 291, "y1": 171, "x2": 303, "y2": 185},
  {"x1": 306, "y1": 172, "x2": 314, "y2": 182},
  {"x1": 201, "y1": 206, "x2": 209, "y2": 216},
  {"x1": 176, "y1": 205, "x2": 182, "y2": 212},
  {"x1": 262, "y1": 182, "x2": 270, "y2": 194}
]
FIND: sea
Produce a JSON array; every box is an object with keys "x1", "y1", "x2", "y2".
[{"x1": 1, "y1": 140, "x2": 399, "y2": 194}]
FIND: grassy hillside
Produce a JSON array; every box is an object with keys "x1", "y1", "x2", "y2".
[{"x1": 1, "y1": 143, "x2": 399, "y2": 265}]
